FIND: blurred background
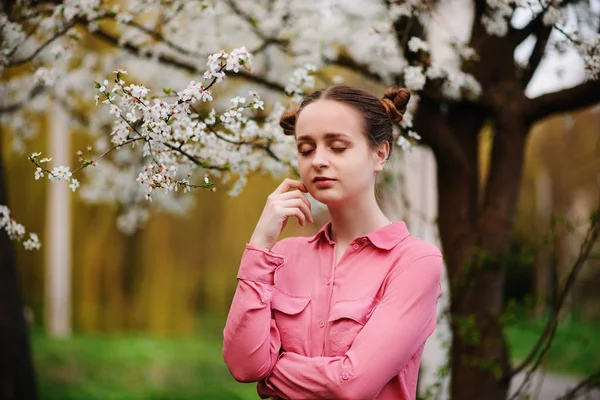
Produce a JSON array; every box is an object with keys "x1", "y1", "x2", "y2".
[
  {"x1": 5, "y1": 101, "x2": 600, "y2": 400},
  {"x1": 2, "y1": 1, "x2": 600, "y2": 399}
]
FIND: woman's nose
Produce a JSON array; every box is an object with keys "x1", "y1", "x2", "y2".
[{"x1": 311, "y1": 148, "x2": 329, "y2": 168}]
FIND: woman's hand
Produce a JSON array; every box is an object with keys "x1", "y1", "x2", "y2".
[
  {"x1": 257, "y1": 380, "x2": 281, "y2": 399},
  {"x1": 248, "y1": 178, "x2": 314, "y2": 251}
]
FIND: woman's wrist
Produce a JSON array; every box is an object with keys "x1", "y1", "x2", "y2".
[{"x1": 248, "y1": 239, "x2": 271, "y2": 252}]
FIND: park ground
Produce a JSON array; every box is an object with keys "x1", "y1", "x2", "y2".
[{"x1": 31, "y1": 314, "x2": 600, "y2": 400}]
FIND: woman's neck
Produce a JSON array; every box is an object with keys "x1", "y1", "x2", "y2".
[{"x1": 327, "y1": 194, "x2": 390, "y2": 245}]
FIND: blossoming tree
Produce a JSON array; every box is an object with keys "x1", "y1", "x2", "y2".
[{"x1": 1, "y1": 0, "x2": 600, "y2": 399}]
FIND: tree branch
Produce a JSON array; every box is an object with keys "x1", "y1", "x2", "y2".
[
  {"x1": 510, "y1": 0, "x2": 580, "y2": 45},
  {"x1": 222, "y1": 0, "x2": 289, "y2": 55},
  {"x1": 521, "y1": 24, "x2": 553, "y2": 87},
  {"x1": 327, "y1": 52, "x2": 383, "y2": 84},
  {"x1": 556, "y1": 369, "x2": 600, "y2": 400},
  {"x1": 527, "y1": 79, "x2": 600, "y2": 123},
  {"x1": 90, "y1": 27, "x2": 286, "y2": 94},
  {"x1": 7, "y1": 20, "x2": 77, "y2": 67},
  {"x1": 123, "y1": 19, "x2": 201, "y2": 58},
  {"x1": 510, "y1": 206, "x2": 600, "y2": 382},
  {"x1": 474, "y1": 0, "x2": 489, "y2": 21},
  {"x1": 412, "y1": 94, "x2": 470, "y2": 169},
  {"x1": 159, "y1": 141, "x2": 230, "y2": 171},
  {"x1": 223, "y1": 0, "x2": 267, "y2": 41},
  {"x1": 510, "y1": 8, "x2": 546, "y2": 45},
  {"x1": 0, "y1": 85, "x2": 44, "y2": 114}
]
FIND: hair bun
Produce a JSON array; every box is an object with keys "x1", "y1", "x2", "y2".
[
  {"x1": 279, "y1": 110, "x2": 297, "y2": 136},
  {"x1": 380, "y1": 87, "x2": 411, "y2": 123}
]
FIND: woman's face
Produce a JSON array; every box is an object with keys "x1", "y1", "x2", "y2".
[{"x1": 295, "y1": 99, "x2": 388, "y2": 207}]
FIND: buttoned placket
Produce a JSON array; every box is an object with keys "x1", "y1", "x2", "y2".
[{"x1": 320, "y1": 238, "x2": 368, "y2": 356}]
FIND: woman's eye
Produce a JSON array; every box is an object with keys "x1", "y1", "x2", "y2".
[
  {"x1": 299, "y1": 149, "x2": 314, "y2": 156},
  {"x1": 331, "y1": 147, "x2": 346, "y2": 153}
]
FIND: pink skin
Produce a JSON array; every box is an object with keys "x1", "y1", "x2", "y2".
[{"x1": 294, "y1": 99, "x2": 391, "y2": 248}]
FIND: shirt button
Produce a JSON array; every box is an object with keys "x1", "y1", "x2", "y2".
[
  {"x1": 352, "y1": 243, "x2": 359, "y2": 250},
  {"x1": 342, "y1": 372, "x2": 349, "y2": 380},
  {"x1": 319, "y1": 321, "x2": 325, "y2": 328}
]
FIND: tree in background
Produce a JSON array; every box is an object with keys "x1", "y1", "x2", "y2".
[{"x1": 1, "y1": 1, "x2": 600, "y2": 399}]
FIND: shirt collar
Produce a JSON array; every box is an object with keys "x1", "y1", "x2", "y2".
[{"x1": 308, "y1": 221, "x2": 410, "y2": 250}]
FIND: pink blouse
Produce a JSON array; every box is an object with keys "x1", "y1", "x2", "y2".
[{"x1": 223, "y1": 221, "x2": 443, "y2": 400}]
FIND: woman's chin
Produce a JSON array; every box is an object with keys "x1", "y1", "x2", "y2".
[{"x1": 309, "y1": 190, "x2": 345, "y2": 207}]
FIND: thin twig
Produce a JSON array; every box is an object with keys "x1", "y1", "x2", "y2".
[
  {"x1": 555, "y1": 369, "x2": 600, "y2": 400},
  {"x1": 159, "y1": 141, "x2": 228, "y2": 171},
  {"x1": 509, "y1": 205, "x2": 600, "y2": 399},
  {"x1": 124, "y1": 19, "x2": 201, "y2": 58},
  {"x1": 74, "y1": 137, "x2": 143, "y2": 173},
  {"x1": 7, "y1": 20, "x2": 77, "y2": 67},
  {"x1": 0, "y1": 85, "x2": 44, "y2": 114}
]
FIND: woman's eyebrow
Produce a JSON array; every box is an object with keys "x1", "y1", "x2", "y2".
[{"x1": 296, "y1": 132, "x2": 351, "y2": 142}]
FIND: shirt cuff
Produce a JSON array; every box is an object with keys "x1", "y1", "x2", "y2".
[{"x1": 237, "y1": 244, "x2": 287, "y2": 284}]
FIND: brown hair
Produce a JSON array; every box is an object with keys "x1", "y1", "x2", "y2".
[{"x1": 280, "y1": 86, "x2": 411, "y2": 157}]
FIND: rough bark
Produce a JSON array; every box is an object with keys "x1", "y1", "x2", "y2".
[
  {"x1": 0, "y1": 137, "x2": 38, "y2": 400},
  {"x1": 414, "y1": 88, "x2": 531, "y2": 399},
  {"x1": 451, "y1": 110, "x2": 530, "y2": 400}
]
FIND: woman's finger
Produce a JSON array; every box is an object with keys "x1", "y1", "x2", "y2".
[
  {"x1": 277, "y1": 191, "x2": 312, "y2": 213},
  {"x1": 273, "y1": 178, "x2": 308, "y2": 195},
  {"x1": 284, "y1": 207, "x2": 306, "y2": 227},
  {"x1": 281, "y1": 198, "x2": 313, "y2": 224}
]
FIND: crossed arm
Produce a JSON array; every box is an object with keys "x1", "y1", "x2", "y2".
[{"x1": 223, "y1": 244, "x2": 442, "y2": 400}]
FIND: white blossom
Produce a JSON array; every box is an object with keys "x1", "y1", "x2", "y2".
[
  {"x1": 404, "y1": 66, "x2": 426, "y2": 91},
  {"x1": 23, "y1": 233, "x2": 41, "y2": 250},
  {"x1": 33, "y1": 67, "x2": 56, "y2": 87},
  {"x1": 397, "y1": 135, "x2": 413, "y2": 151},
  {"x1": 407, "y1": 130, "x2": 421, "y2": 140},
  {"x1": 230, "y1": 96, "x2": 246, "y2": 107},
  {"x1": 481, "y1": 0, "x2": 513, "y2": 37},
  {"x1": 482, "y1": 13, "x2": 509, "y2": 37},
  {"x1": 0, "y1": 205, "x2": 40, "y2": 250},
  {"x1": 69, "y1": 178, "x2": 80, "y2": 192},
  {"x1": 50, "y1": 165, "x2": 72, "y2": 181},
  {"x1": 408, "y1": 37, "x2": 429, "y2": 53},
  {"x1": 34, "y1": 167, "x2": 44, "y2": 180},
  {"x1": 579, "y1": 35, "x2": 600, "y2": 79},
  {"x1": 0, "y1": 0, "x2": 593, "y2": 242},
  {"x1": 285, "y1": 64, "x2": 317, "y2": 96},
  {"x1": 543, "y1": 6, "x2": 567, "y2": 26}
]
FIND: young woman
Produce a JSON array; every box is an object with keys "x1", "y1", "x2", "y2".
[{"x1": 222, "y1": 86, "x2": 443, "y2": 400}]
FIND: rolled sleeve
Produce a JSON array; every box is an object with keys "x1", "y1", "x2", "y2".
[{"x1": 237, "y1": 244, "x2": 287, "y2": 284}]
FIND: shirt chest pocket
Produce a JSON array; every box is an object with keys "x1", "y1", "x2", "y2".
[
  {"x1": 327, "y1": 296, "x2": 377, "y2": 356},
  {"x1": 271, "y1": 287, "x2": 311, "y2": 354}
]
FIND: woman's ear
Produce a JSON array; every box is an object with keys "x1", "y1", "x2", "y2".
[{"x1": 374, "y1": 142, "x2": 390, "y2": 172}]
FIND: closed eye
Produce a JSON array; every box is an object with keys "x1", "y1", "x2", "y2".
[
  {"x1": 299, "y1": 149, "x2": 314, "y2": 156},
  {"x1": 331, "y1": 148, "x2": 346, "y2": 153}
]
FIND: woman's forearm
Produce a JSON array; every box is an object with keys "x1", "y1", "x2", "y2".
[{"x1": 222, "y1": 243, "x2": 287, "y2": 382}]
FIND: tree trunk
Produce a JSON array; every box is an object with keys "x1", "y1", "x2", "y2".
[
  {"x1": 455, "y1": 114, "x2": 529, "y2": 400},
  {"x1": 534, "y1": 168, "x2": 553, "y2": 318},
  {"x1": 0, "y1": 139, "x2": 38, "y2": 400},
  {"x1": 419, "y1": 95, "x2": 530, "y2": 399}
]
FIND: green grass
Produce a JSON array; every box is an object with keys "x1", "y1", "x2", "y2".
[
  {"x1": 31, "y1": 328, "x2": 257, "y2": 400},
  {"x1": 30, "y1": 317, "x2": 599, "y2": 399},
  {"x1": 505, "y1": 318, "x2": 600, "y2": 377}
]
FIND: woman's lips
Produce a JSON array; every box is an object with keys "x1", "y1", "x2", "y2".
[{"x1": 312, "y1": 178, "x2": 336, "y2": 188}]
